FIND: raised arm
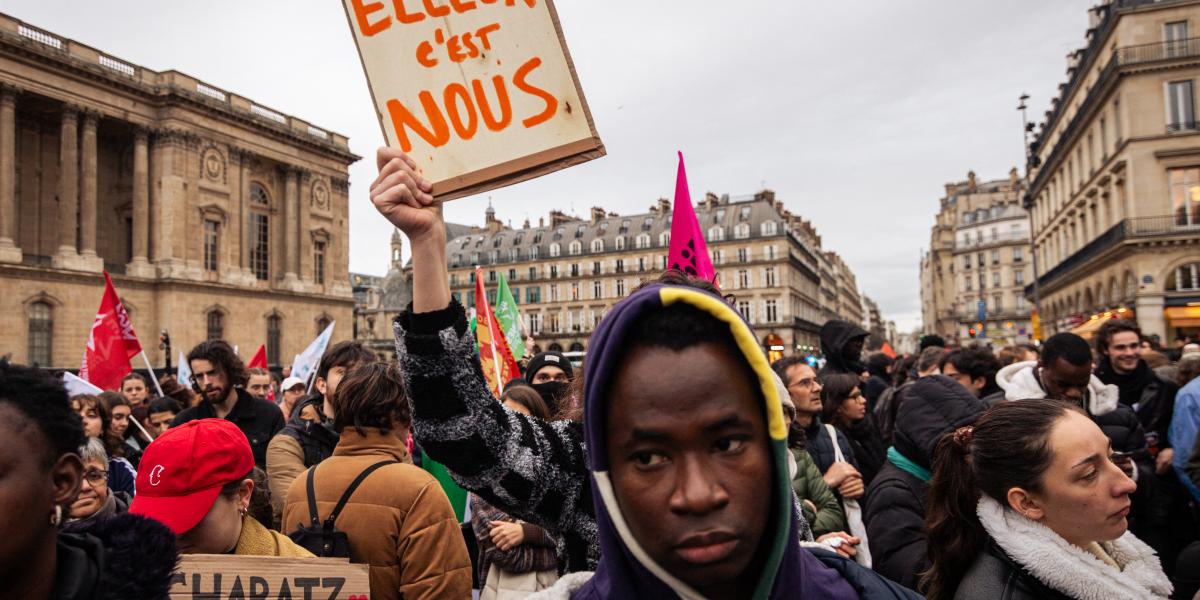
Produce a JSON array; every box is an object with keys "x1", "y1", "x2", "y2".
[{"x1": 369, "y1": 148, "x2": 449, "y2": 313}]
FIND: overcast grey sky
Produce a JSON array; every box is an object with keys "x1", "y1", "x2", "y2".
[{"x1": 6, "y1": 0, "x2": 1096, "y2": 331}]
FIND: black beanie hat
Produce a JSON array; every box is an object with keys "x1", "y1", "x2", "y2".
[{"x1": 526, "y1": 352, "x2": 574, "y2": 381}]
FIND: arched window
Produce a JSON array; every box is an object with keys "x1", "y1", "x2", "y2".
[
  {"x1": 568, "y1": 240, "x2": 582, "y2": 255},
  {"x1": 27, "y1": 302, "x2": 52, "y2": 366},
  {"x1": 1168, "y1": 262, "x2": 1200, "y2": 291},
  {"x1": 206, "y1": 310, "x2": 224, "y2": 340},
  {"x1": 636, "y1": 233, "x2": 650, "y2": 249},
  {"x1": 615, "y1": 236, "x2": 626, "y2": 250},
  {"x1": 734, "y1": 223, "x2": 751, "y2": 239},
  {"x1": 760, "y1": 221, "x2": 778, "y2": 236},
  {"x1": 708, "y1": 226, "x2": 725, "y2": 241},
  {"x1": 267, "y1": 314, "x2": 282, "y2": 366},
  {"x1": 659, "y1": 232, "x2": 670, "y2": 246},
  {"x1": 569, "y1": 342, "x2": 585, "y2": 352},
  {"x1": 549, "y1": 243, "x2": 561, "y2": 257},
  {"x1": 249, "y1": 183, "x2": 271, "y2": 281},
  {"x1": 548, "y1": 343, "x2": 563, "y2": 352},
  {"x1": 590, "y1": 238, "x2": 604, "y2": 253}
]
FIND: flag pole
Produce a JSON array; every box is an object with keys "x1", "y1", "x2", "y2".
[
  {"x1": 126, "y1": 401, "x2": 154, "y2": 442},
  {"x1": 138, "y1": 350, "x2": 165, "y2": 397}
]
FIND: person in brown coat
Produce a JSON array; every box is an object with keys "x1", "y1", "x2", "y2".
[{"x1": 283, "y1": 362, "x2": 471, "y2": 600}]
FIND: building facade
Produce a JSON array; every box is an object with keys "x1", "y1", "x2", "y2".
[
  {"x1": 0, "y1": 14, "x2": 358, "y2": 369},
  {"x1": 922, "y1": 170, "x2": 1034, "y2": 346},
  {"x1": 1025, "y1": 0, "x2": 1200, "y2": 342},
  {"x1": 434, "y1": 191, "x2": 871, "y2": 361}
]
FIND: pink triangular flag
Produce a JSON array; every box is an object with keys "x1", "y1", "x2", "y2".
[{"x1": 667, "y1": 152, "x2": 716, "y2": 283}]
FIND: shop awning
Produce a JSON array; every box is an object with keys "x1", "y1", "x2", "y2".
[{"x1": 1166, "y1": 305, "x2": 1200, "y2": 328}]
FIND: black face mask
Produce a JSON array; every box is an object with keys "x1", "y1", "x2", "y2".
[{"x1": 531, "y1": 381, "x2": 567, "y2": 416}]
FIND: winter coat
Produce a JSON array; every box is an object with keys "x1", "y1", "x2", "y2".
[
  {"x1": 62, "y1": 491, "x2": 131, "y2": 534},
  {"x1": 1170, "y1": 376, "x2": 1200, "y2": 501},
  {"x1": 282, "y1": 427, "x2": 471, "y2": 600},
  {"x1": 172, "y1": 388, "x2": 285, "y2": 467},
  {"x1": 864, "y1": 375, "x2": 986, "y2": 590},
  {"x1": 266, "y1": 394, "x2": 340, "y2": 520},
  {"x1": 863, "y1": 374, "x2": 890, "y2": 412},
  {"x1": 233, "y1": 514, "x2": 313, "y2": 557},
  {"x1": 1096, "y1": 358, "x2": 1178, "y2": 447},
  {"x1": 996, "y1": 361, "x2": 1153, "y2": 483},
  {"x1": 53, "y1": 512, "x2": 178, "y2": 600},
  {"x1": 105, "y1": 456, "x2": 137, "y2": 498},
  {"x1": 803, "y1": 417, "x2": 860, "y2": 476},
  {"x1": 954, "y1": 495, "x2": 1171, "y2": 599},
  {"x1": 789, "y1": 446, "x2": 847, "y2": 537},
  {"x1": 395, "y1": 299, "x2": 595, "y2": 573},
  {"x1": 817, "y1": 320, "x2": 869, "y2": 377},
  {"x1": 843, "y1": 415, "x2": 886, "y2": 485}
]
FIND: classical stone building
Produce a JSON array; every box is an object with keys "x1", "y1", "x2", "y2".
[
  {"x1": 1024, "y1": 0, "x2": 1200, "y2": 342},
  {"x1": 0, "y1": 14, "x2": 358, "y2": 369},
  {"x1": 427, "y1": 190, "x2": 873, "y2": 363},
  {"x1": 922, "y1": 171, "x2": 1034, "y2": 346}
]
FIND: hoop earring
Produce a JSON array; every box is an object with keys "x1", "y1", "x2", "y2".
[{"x1": 50, "y1": 505, "x2": 62, "y2": 526}]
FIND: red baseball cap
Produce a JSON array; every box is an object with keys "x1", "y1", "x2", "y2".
[{"x1": 129, "y1": 418, "x2": 254, "y2": 535}]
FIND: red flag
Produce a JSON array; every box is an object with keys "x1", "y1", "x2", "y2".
[
  {"x1": 247, "y1": 344, "x2": 268, "y2": 369},
  {"x1": 880, "y1": 342, "x2": 897, "y2": 359},
  {"x1": 80, "y1": 272, "x2": 142, "y2": 391},
  {"x1": 474, "y1": 267, "x2": 521, "y2": 398}
]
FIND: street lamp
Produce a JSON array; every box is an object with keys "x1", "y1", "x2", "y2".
[{"x1": 1018, "y1": 93, "x2": 1043, "y2": 341}]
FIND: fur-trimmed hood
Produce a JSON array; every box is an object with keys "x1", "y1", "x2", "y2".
[
  {"x1": 995, "y1": 361, "x2": 1120, "y2": 416},
  {"x1": 54, "y1": 512, "x2": 179, "y2": 600},
  {"x1": 976, "y1": 495, "x2": 1171, "y2": 600}
]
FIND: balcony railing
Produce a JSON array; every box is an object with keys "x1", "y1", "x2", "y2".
[
  {"x1": 955, "y1": 232, "x2": 1030, "y2": 250},
  {"x1": 1031, "y1": 33, "x2": 1200, "y2": 194},
  {"x1": 1167, "y1": 121, "x2": 1200, "y2": 134},
  {"x1": 1030, "y1": 216, "x2": 1199, "y2": 292}
]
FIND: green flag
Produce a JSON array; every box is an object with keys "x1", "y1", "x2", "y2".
[
  {"x1": 422, "y1": 457, "x2": 468, "y2": 522},
  {"x1": 494, "y1": 273, "x2": 526, "y2": 360}
]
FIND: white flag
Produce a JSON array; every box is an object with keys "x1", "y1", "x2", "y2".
[
  {"x1": 63, "y1": 372, "x2": 103, "y2": 397},
  {"x1": 177, "y1": 351, "x2": 191, "y2": 385},
  {"x1": 292, "y1": 321, "x2": 335, "y2": 392}
]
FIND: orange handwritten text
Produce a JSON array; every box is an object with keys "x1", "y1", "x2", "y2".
[
  {"x1": 385, "y1": 56, "x2": 555, "y2": 152},
  {"x1": 352, "y1": 0, "x2": 535, "y2": 36},
  {"x1": 414, "y1": 23, "x2": 501, "y2": 68}
]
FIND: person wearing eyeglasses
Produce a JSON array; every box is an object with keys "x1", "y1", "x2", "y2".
[
  {"x1": 63, "y1": 438, "x2": 130, "y2": 532},
  {"x1": 172, "y1": 340, "x2": 284, "y2": 467}
]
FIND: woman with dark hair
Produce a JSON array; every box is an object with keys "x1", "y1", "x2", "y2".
[
  {"x1": 821, "y1": 373, "x2": 885, "y2": 485},
  {"x1": 100, "y1": 391, "x2": 146, "y2": 467},
  {"x1": 71, "y1": 394, "x2": 138, "y2": 497},
  {"x1": 0, "y1": 360, "x2": 177, "y2": 600},
  {"x1": 131, "y1": 418, "x2": 311, "y2": 557},
  {"x1": 472, "y1": 384, "x2": 561, "y2": 598},
  {"x1": 282, "y1": 362, "x2": 470, "y2": 599},
  {"x1": 923, "y1": 399, "x2": 1170, "y2": 600}
]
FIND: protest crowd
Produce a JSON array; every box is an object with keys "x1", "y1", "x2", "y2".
[{"x1": 6, "y1": 146, "x2": 1200, "y2": 600}]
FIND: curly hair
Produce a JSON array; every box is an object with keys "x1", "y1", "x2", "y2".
[
  {"x1": 186, "y1": 339, "x2": 249, "y2": 388},
  {"x1": 0, "y1": 360, "x2": 85, "y2": 467}
]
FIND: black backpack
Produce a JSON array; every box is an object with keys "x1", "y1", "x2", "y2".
[{"x1": 287, "y1": 460, "x2": 397, "y2": 557}]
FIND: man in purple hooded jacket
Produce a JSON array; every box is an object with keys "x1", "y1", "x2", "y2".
[{"x1": 372, "y1": 147, "x2": 918, "y2": 599}]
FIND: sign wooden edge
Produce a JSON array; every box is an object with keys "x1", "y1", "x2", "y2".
[{"x1": 341, "y1": 0, "x2": 606, "y2": 201}]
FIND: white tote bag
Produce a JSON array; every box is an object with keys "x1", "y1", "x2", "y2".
[{"x1": 827, "y1": 424, "x2": 872, "y2": 568}]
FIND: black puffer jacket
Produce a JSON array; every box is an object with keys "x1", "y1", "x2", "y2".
[
  {"x1": 863, "y1": 375, "x2": 985, "y2": 591},
  {"x1": 818, "y1": 320, "x2": 869, "y2": 377},
  {"x1": 953, "y1": 542, "x2": 1071, "y2": 600},
  {"x1": 1095, "y1": 359, "x2": 1178, "y2": 448},
  {"x1": 54, "y1": 512, "x2": 178, "y2": 600}
]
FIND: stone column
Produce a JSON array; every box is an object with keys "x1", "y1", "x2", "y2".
[
  {"x1": 77, "y1": 110, "x2": 102, "y2": 271},
  {"x1": 1135, "y1": 291, "x2": 1167, "y2": 342},
  {"x1": 128, "y1": 127, "x2": 154, "y2": 277},
  {"x1": 298, "y1": 169, "x2": 312, "y2": 284},
  {"x1": 282, "y1": 166, "x2": 300, "y2": 288},
  {"x1": 0, "y1": 84, "x2": 20, "y2": 263},
  {"x1": 53, "y1": 105, "x2": 80, "y2": 268}
]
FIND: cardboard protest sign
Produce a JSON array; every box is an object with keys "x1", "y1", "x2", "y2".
[
  {"x1": 342, "y1": 0, "x2": 605, "y2": 201},
  {"x1": 170, "y1": 554, "x2": 370, "y2": 599}
]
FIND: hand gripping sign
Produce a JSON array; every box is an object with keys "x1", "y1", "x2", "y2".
[{"x1": 343, "y1": 0, "x2": 605, "y2": 201}]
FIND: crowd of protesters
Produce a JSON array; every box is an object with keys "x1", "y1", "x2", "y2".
[{"x1": 1, "y1": 145, "x2": 1199, "y2": 599}]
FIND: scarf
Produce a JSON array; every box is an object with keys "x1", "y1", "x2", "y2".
[
  {"x1": 1095, "y1": 358, "x2": 1154, "y2": 409},
  {"x1": 886, "y1": 446, "x2": 931, "y2": 483},
  {"x1": 976, "y1": 496, "x2": 1171, "y2": 599}
]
